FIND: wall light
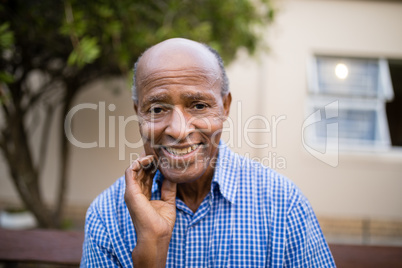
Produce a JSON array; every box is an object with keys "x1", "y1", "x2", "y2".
[{"x1": 335, "y1": 63, "x2": 348, "y2": 79}]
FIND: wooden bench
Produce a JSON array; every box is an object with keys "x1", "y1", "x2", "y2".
[
  {"x1": 1, "y1": 228, "x2": 402, "y2": 267},
  {"x1": 329, "y1": 244, "x2": 402, "y2": 268},
  {"x1": 0, "y1": 228, "x2": 84, "y2": 267}
]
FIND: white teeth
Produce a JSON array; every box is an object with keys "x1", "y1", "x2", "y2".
[{"x1": 165, "y1": 144, "x2": 200, "y2": 156}]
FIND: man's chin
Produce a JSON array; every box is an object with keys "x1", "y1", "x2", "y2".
[{"x1": 158, "y1": 166, "x2": 205, "y2": 184}]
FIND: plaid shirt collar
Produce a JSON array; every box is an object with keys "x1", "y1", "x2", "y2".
[{"x1": 151, "y1": 141, "x2": 238, "y2": 204}]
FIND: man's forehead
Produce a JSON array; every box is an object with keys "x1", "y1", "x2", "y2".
[{"x1": 137, "y1": 38, "x2": 220, "y2": 77}]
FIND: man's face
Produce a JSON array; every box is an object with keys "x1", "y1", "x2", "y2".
[{"x1": 134, "y1": 41, "x2": 231, "y2": 184}]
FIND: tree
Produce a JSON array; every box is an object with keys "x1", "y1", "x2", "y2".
[{"x1": 0, "y1": 0, "x2": 275, "y2": 228}]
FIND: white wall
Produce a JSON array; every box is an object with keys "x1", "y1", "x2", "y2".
[{"x1": 225, "y1": 0, "x2": 402, "y2": 219}]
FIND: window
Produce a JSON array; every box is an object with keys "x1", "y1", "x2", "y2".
[
  {"x1": 387, "y1": 60, "x2": 402, "y2": 147},
  {"x1": 306, "y1": 55, "x2": 395, "y2": 151}
]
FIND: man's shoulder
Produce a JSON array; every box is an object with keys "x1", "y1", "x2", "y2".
[
  {"x1": 88, "y1": 176, "x2": 126, "y2": 214},
  {"x1": 223, "y1": 147, "x2": 295, "y2": 189},
  {"x1": 224, "y1": 147, "x2": 304, "y2": 206}
]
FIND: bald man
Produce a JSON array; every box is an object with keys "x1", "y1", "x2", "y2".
[{"x1": 81, "y1": 38, "x2": 335, "y2": 267}]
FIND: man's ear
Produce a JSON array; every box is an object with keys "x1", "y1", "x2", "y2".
[
  {"x1": 222, "y1": 92, "x2": 232, "y2": 119},
  {"x1": 133, "y1": 102, "x2": 144, "y2": 136},
  {"x1": 133, "y1": 102, "x2": 138, "y2": 114}
]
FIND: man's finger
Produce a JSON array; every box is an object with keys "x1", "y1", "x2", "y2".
[
  {"x1": 128, "y1": 159, "x2": 140, "y2": 172},
  {"x1": 138, "y1": 155, "x2": 155, "y2": 170},
  {"x1": 161, "y1": 179, "x2": 177, "y2": 205},
  {"x1": 130, "y1": 155, "x2": 154, "y2": 172}
]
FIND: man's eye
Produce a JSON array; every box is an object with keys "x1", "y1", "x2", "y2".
[
  {"x1": 194, "y1": 103, "x2": 207, "y2": 110},
  {"x1": 150, "y1": 107, "x2": 163, "y2": 114}
]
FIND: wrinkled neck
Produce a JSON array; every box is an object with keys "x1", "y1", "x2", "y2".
[{"x1": 176, "y1": 169, "x2": 214, "y2": 213}]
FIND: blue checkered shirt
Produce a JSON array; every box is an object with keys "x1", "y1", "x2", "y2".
[{"x1": 81, "y1": 143, "x2": 335, "y2": 267}]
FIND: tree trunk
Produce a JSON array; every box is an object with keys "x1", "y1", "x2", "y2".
[
  {"x1": 2, "y1": 113, "x2": 56, "y2": 228},
  {"x1": 53, "y1": 88, "x2": 76, "y2": 227},
  {"x1": 1, "y1": 77, "x2": 87, "y2": 229}
]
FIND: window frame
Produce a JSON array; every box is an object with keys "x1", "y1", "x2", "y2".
[{"x1": 306, "y1": 55, "x2": 394, "y2": 152}]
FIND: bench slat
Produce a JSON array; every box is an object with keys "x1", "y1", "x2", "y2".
[
  {"x1": 1, "y1": 228, "x2": 402, "y2": 267},
  {"x1": 0, "y1": 228, "x2": 84, "y2": 264},
  {"x1": 330, "y1": 244, "x2": 402, "y2": 268}
]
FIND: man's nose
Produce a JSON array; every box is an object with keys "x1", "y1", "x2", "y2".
[{"x1": 164, "y1": 107, "x2": 194, "y2": 141}]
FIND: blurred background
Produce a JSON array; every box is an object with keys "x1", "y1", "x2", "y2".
[{"x1": 0, "y1": 0, "x2": 401, "y2": 247}]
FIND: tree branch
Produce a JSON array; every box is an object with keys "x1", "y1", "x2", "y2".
[
  {"x1": 0, "y1": 131, "x2": 5, "y2": 152},
  {"x1": 53, "y1": 83, "x2": 77, "y2": 225},
  {"x1": 64, "y1": 0, "x2": 80, "y2": 50},
  {"x1": 24, "y1": 78, "x2": 61, "y2": 111},
  {"x1": 38, "y1": 103, "x2": 56, "y2": 172},
  {"x1": 0, "y1": 84, "x2": 12, "y2": 119}
]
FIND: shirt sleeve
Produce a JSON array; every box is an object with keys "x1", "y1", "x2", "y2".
[
  {"x1": 81, "y1": 204, "x2": 122, "y2": 267},
  {"x1": 284, "y1": 190, "x2": 336, "y2": 268}
]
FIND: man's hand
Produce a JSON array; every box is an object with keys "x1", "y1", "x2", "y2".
[{"x1": 124, "y1": 155, "x2": 177, "y2": 267}]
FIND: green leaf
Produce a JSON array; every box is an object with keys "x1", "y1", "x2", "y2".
[
  {"x1": 0, "y1": 23, "x2": 14, "y2": 49},
  {"x1": 0, "y1": 71, "x2": 14, "y2": 84},
  {"x1": 80, "y1": 37, "x2": 100, "y2": 63},
  {"x1": 96, "y1": 5, "x2": 114, "y2": 18},
  {"x1": 67, "y1": 36, "x2": 100, "y2": 67},
  {"x1": 105, "y1": 21, "x2": 122, "y2": 37}
]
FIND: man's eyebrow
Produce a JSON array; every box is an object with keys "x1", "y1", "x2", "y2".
[
  {"x1": 180, "y1": 92, "x2": 214, "y2": 101},
  {"x1": 143, "y1": 94, "x2": 171, "y2": 105}
]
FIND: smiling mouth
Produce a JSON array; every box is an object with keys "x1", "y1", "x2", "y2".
[{"x1": 163, "y1": 144, "x2": 201, "y2": 156}]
